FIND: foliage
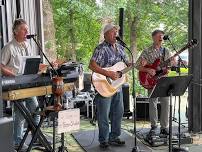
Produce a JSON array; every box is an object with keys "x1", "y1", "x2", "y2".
[
  {"x1": 51, "y1": 0, "x2": 101, "y2": 70},
  {"x1": 50, "y1": 0, "x2": 188, "y2": 64},
  {"x1": 50, "y1": 0, "x2": 188, "y2": 95}
]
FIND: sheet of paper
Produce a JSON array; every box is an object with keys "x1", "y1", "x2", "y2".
[{"x1": 58, "y1": 108, "x2": 80, "y2": 134}]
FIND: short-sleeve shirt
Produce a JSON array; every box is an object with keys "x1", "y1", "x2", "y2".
[
  {"x1": 91, "y1": 41, "x2": 128, "y2": 68},
  {"x1": 1, "y1": 38, "x2": 33, "y2": 75},
  {"x1": 135, "y1": 44, "x2": 171, "y2": 69}
]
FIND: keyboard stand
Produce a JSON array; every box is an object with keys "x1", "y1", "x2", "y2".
[{"x1": 15, "y1": 101, "x2": 52, "y2": 152}]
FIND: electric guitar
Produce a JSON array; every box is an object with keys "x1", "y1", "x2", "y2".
[
  {"x1": 139, "y1": 39, "x2": 198, "y2": 89},
  {"x1": 92, "y1": 62, "x2": 135, "y2": 97}
]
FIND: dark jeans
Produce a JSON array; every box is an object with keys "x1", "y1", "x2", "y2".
[
  {"x1": 13, "y1": 96, "x2": 40, "y2": 145},
  {"x1": 95, "y1": 90, "x2": 124, "y2": 143}
]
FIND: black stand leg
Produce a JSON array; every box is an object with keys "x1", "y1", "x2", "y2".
[
  {"x1": 17, "y1": 127, "x2": 30, "y2": 152},
  {"x1": 53, "y1": 116, "x2": 56, "y2": 151},
  {"x1": 172, "y1": 96, "x2": 186, "y2": 128},
  {"x1": 58, "y1": 133, "x2": 68, "y2": 152},
  {"x1": 173, "y1": 96, "x2": 178, "y2": 122},
  {"x1": 15, "y1": 102, "x2": 52, "y2": 152},
  {"x1": 132, "y1": 95, "x2": 141, "y2": 152},
  {"x1": 179, "y1": 96, "x2": 181, "y2": 148},
  {"x1": 90, "y1": 100, "x2": 97, "y2": 126},
  {"x1": 169, "y1": 92, "x2": 189, "y2": 152},
  {"x1": 131, "y1": 57, "x2": 141, "y2": 152},
  {"x1": 27, "y1": 116, "x2": 45, "y2": 152},
  {"x1": 51, "y1": 111, "x2": 68, "y2": 152},
  {"x1": 172, "y1": 96, "x2": 189, "y2": 152},
  {"x1": 169, "y1": 93, "x2": 173, "y2": 152}
]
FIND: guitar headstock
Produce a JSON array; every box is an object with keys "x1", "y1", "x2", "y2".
[
  {"x1": 187, "y1": 39, "x2": 198, "y2": 49},
  {"x1": 173, "y1": 39, "x2": 198, "y2": 57}
]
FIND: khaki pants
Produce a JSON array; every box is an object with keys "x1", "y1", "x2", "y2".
[{"x1": 148, "y1": 89, "x2": 169, "y2": 129}]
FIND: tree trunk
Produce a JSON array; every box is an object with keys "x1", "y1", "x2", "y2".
[
  {"x1": 42, "y1": 0, "x2": 57, "y2": 62},
  {"x1": 127, "y1": 17, "x2": 138, "y2": 61},
  {"x1": 126, "y1": 0, "x2": 139, "y2": 61},
  {"x1": 128, "y1": 0, "x2": 140, "y2": 62},
  {"x1": 130, "y1": 16, "x2": 138, "y2": 61}
]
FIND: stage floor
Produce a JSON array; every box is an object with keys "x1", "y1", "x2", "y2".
[
  {"x1": 72, "y1": 129, "x2": 152, "y2": 152},
  {"x1": 29, "y1": 118, "x2": 202, "y2": 152},
  {"x1": 28, "y1": 93, "x2": 202, "y2": 152}
]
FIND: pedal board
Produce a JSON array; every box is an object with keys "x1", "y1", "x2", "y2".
[
  {"x1": 145, "y1": 134, "x2": 167, "y2": 147},
  {"x1": 172, "y1": 135, "x2": 193, "y2": 145},
  {"x1": 145, "y1": 134, "x2": 193, "y2": 147}
]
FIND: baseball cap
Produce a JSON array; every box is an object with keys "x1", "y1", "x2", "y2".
[{"x1": 103, "y1": 23, "x2": 119, "y2": 34}]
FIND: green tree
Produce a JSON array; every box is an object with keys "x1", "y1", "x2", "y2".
[
  {"x1": 51, "y1": 0, "x2": 101, "y2": 70},
  {"x1": 50, "y1": 0, "x2": 188, "y2": 95}
]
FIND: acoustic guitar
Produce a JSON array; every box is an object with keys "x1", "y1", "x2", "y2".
[
  {"x1": 139, "y1": 39, "x2": 198, "y2": 89},
  {"x1": 92, "y1": 62, "x2": 134, "y2": 97}
]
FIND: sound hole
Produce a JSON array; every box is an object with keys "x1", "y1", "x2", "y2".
[{"x1": 117, "y1": 71, "x2": 123, "y2": 78}]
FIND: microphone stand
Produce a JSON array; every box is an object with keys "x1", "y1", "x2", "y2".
[
  {"x1": 166, "y1": 38, "x2": 188, "y2": 152},
  {"x1": 31, "y1": 36, "x2": 58, "y2": 76},
  {"x1": 119, "y1": 41, "x2": 141, "y2": 152},
  {"x1": 31, "y1": 36, "x2": 68, "y2": 152}
]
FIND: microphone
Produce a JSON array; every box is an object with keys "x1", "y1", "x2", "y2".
[
  {"x1": 116, "y1": 36, "x2": 127, "y2": 47},
  {"x1": 163, "y1": 35, "x2": 169, "y2": 40},
  {"x1": 26, "y1": 34, "x2": 37, "y2": 39}
]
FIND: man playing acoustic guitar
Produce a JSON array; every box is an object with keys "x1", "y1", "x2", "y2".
[
  {"x1": 89, "y1": 23, "x2": 128, "y2": 149},
  {"x1": 136, "y1": 30, "x2": 176, "y2": 137}
]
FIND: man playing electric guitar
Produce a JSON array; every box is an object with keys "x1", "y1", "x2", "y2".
[
  {"x1": 89, "y1": 23, "x2": 128, "y2": 149},
  {"x1": 136, "y1": 30, "x2": 176, "y2": 137}
]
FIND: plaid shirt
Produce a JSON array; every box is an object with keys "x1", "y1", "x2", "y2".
[
  {"x1": 135, "y1": 44, "x2": 171, "y2": 69},
  {"x1": 91, "y1": 41, "x2": 128, "y2": 68}
]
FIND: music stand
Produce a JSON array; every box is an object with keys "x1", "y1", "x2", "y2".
[{"x1": 149, "y1": 75, "x2": 192, "y2": 152}]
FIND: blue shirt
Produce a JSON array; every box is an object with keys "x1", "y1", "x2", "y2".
[{"x1": 91, "y1": 41, "x2": 128, "y2": 68}]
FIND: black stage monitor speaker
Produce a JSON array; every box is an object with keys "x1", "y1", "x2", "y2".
[
  {"x1": 122, "y1": 83, "x2": 130, "y2": 112},
  {"x1": 119, "y1": 8, "x2": 124, "y2": 39},
  {"x1": 122, "y1": 83, "x2": 132, "y2": 118},
  {"x1": 136, "y1": 97, "x2": 161, "y2": 120}
]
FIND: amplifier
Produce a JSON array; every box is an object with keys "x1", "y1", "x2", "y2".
[{"x1": 136, "y1": 97, "x2": 161, "y2": 120}]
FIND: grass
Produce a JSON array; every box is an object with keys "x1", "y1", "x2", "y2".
[{"x1": 168, "y1": 68, "x2": 188, "y2": 76}]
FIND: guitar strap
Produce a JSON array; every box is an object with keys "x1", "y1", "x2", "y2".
[
  {"x1": 116, "y1": 44, "x2": 129, "y2": 66},
  {"x1": 162, "y1": 47, "x2": 166, "y2": 61}
]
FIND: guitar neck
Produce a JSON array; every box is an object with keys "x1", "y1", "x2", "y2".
[
  {"x1": 121, "y1": 39, "x2": 196, "y2": 73},
  {"x1": 160, "y1": 45, "x2": 188, "y2": 68},
  {"x1": 121, "y1": 65, "x2": 134, "y2": 74}
]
